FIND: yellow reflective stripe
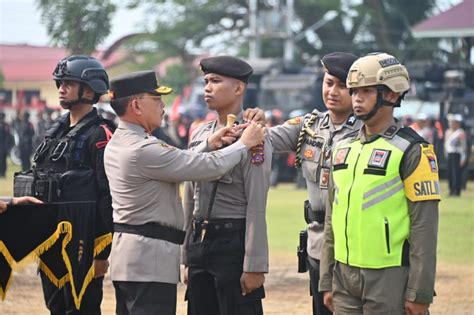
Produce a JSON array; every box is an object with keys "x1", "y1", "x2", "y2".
[
  {"x1": 363, "y1": 176, "x2": 401, "y2": 199},
  {"x1": 362, "y1": 182, "x2": 404, "y2": 210}
]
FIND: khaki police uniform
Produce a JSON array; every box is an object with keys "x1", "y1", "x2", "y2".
[
  {"x1": 104, "y1": 120, "x2": 250, "y2": 314},
  {"x1": 320, "y1": 122, "x2": 439, "y2": 314},
  {"x1": 182, "y1": 113, "x2": 272, "y2": 315}
]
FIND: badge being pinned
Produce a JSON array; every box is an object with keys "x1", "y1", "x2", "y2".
[{"x1": 251, "y1": 143, "x2": 264, "y2": 165}]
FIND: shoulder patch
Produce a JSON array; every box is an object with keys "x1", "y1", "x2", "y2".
[
  {"x1": 286, "y1": 116, "x2": 302, "y2": 125},
  {"x1": 404, "y1": 144, "x2": 441, "y2": 202}
]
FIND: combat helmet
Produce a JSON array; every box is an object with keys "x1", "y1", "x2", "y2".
[
  {"x1": 347, "y1": 52, "x2": 410, "y2": 120},
  {"x1": 53, "y1": 55, "x2": 109, "y2": 104}
]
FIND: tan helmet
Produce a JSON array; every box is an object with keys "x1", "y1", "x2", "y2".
[{"x1": 346, "y1": 53, "x2": 410, "y2": 93}]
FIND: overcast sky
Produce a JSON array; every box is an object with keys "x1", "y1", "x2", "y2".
[
  {"x1": 0, "y1": 0, "x2": 147, "y2": 48},
  {"x1": 0, "y1": 0, "x2": 463, "y2": 49}
]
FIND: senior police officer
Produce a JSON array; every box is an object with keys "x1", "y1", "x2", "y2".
[
  {"x1": 320, "y1": 53, "x2": 440, "y2": 315},
  {"x1": 104, "y1": 70, "x2": 265, "y2": 315},
  {"x1": 182, "y1": 56, "x2": 272, "y2": 315},
  {"x1": 32, "y1": 55, "x2": 114, "y2": 315},
  {"x1": 245, "y1": 52, "x2": 360, "y2": 315}
]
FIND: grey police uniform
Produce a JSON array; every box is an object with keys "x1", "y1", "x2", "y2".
[
  {"x1": 319, "y1": 122, "x2": 439, "y2": 314},
  {"x1": 105, "y1": 120, "x2": 250, "y2": 281},
  {"x1": 182, "y1": 114, "x2": 272, "y2": 315},
  {"x1": 271, "y1": 111, "x2": 362, "y2": 259},
  {"x1": 104, "y1": 69, "x2": 253, "y2": 315},
  {"x1": 270, "y1": 111, "x2": 361, "y2": 315}
]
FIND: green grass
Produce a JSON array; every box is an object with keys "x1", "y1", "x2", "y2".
[{"x1": 1, "y1": 162, "x2": 472, "y2": 265}]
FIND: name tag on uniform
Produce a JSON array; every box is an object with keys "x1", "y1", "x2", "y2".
[{"x1": 319, "y1": 167, "x2": 330, "y2": 189}]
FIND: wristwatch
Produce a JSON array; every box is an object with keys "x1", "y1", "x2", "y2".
[{"x1": 4, "y1": 197, "x2": 13, "y2": 208}]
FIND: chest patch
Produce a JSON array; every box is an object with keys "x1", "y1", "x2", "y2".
[
  {"x1": 368, "y1": 149, "x2": 391, "y2": 169},
  {"x1": 304, "y1": 149, "x2": 314, "y2": 159},
  {"x1": 334, "y1": 147, "x2": 350, "y2": 165}
]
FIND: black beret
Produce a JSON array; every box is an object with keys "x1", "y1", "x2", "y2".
[
  {"x1": 109, "y1": 70, "x2": 172, "y2": 99},
  {"x1": 200, "y1": 56, "x2": 253, "y2": 83},
  {"x1": 321, "y1": 52, "x2": 358, "y2": 83}
]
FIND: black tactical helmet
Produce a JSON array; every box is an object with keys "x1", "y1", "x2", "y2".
[{"x1": 53, "y1": 55, "x2": 109, "y2": 95}]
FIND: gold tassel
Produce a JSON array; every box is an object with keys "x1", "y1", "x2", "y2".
[{"x1": 0, "y1": 221, "x2": 73, "y2": 299}]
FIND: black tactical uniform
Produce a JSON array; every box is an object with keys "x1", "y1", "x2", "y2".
[{"x1": 33, "y1": 55, "x2": 114, "y2": 315}]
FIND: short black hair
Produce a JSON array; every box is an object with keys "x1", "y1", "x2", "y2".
[{"x1": 110, "y1": 96, "x2": 132, "y2": 117}]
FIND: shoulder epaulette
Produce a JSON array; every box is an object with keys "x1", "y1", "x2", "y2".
[
  {"x1": 341, "y1": 129, "x2": 359, "y2": 141},
  {"x1": 397, "y1": 127, "x2": 427, "y2": 144}
]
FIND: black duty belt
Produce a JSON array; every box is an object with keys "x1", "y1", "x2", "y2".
[
  {"x1": 192, "y1": 218, "x2": 246, "y2": 237},
  {"x1": 304, "y1": 200, "x2": 325, "y2": 224},
  {"x1": 114, "y1": 222, "x2": 185, "y2": 245}
]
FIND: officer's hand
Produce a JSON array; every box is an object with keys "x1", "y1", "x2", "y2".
[
  {"x1": 243, "y1": 108, "x2": 266, "y2": 125},
  {"x1": 207, "y1": 126, "x2": 239, "y2": 150},
  {"x1": 0, "y1": 197, "x2": 43, "y2": 214},
  {"x1": 0, "y1": 201, "x2": 7, "y2": 214},
  {"x1": 12, "y1": 196, "x2": 43, "y2": 206},
  {"x1": 323, "y1": 291, "x2": 334, "y2": 312},
  {"x1": 404, "y1": 301, "x2": 429, "y2": 315},
  {"x1": 183, "y1": 266, "x2": 189, "y2": 285},
  {"x1": 239, "y1": 122, "x2": 266, "y2": 149},
  {"x1": 93, "y1": 259, "x2": 109, "y2": 278},
  {"x1": 240, "y1": 272, "x2": 265, "y2": 296}
]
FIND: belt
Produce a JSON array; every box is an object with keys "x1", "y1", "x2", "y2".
[
  {"x1": 304, "y1": 208, "x2": 326, "y2": 224},
  {"x1": 114, "y1": 222, "x2": 185, "y2": 245},
  {"x1": 192, "y1": 218, "x2": 246, "y2": 235}
]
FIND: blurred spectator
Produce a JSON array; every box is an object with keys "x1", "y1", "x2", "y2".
[
  {"x1": 18, "y1": 111, "x2": 35, "y2": 171},
  {"x1": 444, "y1": 114, "x2": 467, "y2": 196},
  {"x1": 0, "y1": 111, "x2": 14, "y2": 177},
  {"x1": 410, "y1": 113, "x2": 434, "y2": 143}
]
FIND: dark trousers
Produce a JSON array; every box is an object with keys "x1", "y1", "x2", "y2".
[
  {"x1": 447, "y1": 153, "x2": 462, "y2": 196},
  {"x1": 40, "y1": 269, "x2": 103, "y2": 315},
  {"x1": 187, "y1": 220, "x2": 264, "y2": 315},
  {"x1": 308, "y1": 256, "x2": 332, "y2": 315},
  {"x1": 113, "y1": 281, "x2": 177, "y2": 315}
]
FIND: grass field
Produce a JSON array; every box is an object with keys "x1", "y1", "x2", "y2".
[
  {"x1": 2, "y1": 161, "x2": 473, "y2": 266},
  {"x1": 1, "y1": 161, "x2": 473, "y2": 314}
]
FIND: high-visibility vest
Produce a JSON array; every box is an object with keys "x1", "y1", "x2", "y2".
[{"x1": 331, "y1": 133, "x2": 416, "y2": 268}]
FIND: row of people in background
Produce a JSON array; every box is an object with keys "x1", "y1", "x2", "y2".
[{"x1": 0, "y1": 109, "x2": 60, "y2": 175}]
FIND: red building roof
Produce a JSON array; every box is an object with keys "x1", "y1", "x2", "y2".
[
  {"x1": 0, "y1": 44, "x2": 128, "y2": 82},
  {"x1": 412, "y1": 0, "x2": 474, "y2": 38}
]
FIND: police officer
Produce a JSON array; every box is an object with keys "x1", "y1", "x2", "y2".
[
  {"x1": 0, "y1": 111, "x2": 14, "y2": 177},
  {"x1": 444, "y1": 113, "x2": 467, "y2": 196},
  {"x1": 33, "y1": 55, "x2": 114, "y2": 314},
  {"x1": 245, "y1": 52, "x2": 360, "y2": 315},
  {"x1": 104, "y1": 70, "x2": 265, "y2": 315},
  {"x1": 182, "y1": 56, "x2": 271, "y2": 315},
  {"x1": 320, "y1": 53, "x2": 440, "y2": 315},
  {"x1": 18, "y1": 111, "x2": 35, "y2": 171}
]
